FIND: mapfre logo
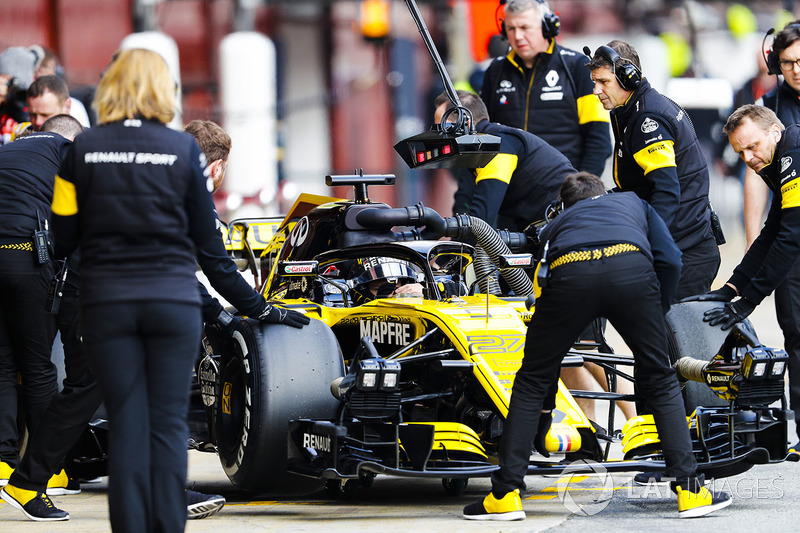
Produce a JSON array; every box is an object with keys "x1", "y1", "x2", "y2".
[{"x1": 781, "y1": 156, "x2": 793, "y2": 173}]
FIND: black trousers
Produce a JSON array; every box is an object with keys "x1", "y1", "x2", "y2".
[
  {"x1": 775, "y1": 257, "x2": 800, "y2": 442},
  {"x1": 675, "y1": 234, "x2": 720, "y2": 301},
  {"x1": 10, "y1": 285, "x2": 103, "y2": 491},
  {"x1": 0, "y1": 249, "x2": 57, "y2": 466},
  {"x1": 491, "y1": 253, "x2": 698, "y2": 495},
  {"x1": 82, "y1": 301, "x2": 201, "y2": 533}
]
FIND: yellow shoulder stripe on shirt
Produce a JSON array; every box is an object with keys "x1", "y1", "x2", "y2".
[
  {"x1": 52, "y1": 175, "x2": 78, "y2": 216},
  {"x1": 632, "y1": 140, "x2": 676, "y2": 175},
  {"x1": 475, "y1": 153, "x2": 519, "y2": 185},
  {"x1": 576, "y1": 94, "x2": 610, "y2": 124},
  {"x1": 781, "y1": 177, "x2": 800, "y2": 209}
]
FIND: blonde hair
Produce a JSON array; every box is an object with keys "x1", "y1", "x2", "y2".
[{"x1": 93, "y1": 48, "x2": 176, "y2": 125}]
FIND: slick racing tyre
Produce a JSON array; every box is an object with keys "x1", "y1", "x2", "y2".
[
  {"x1": 665, "y1": 301, "x2": 753, "y2": 413},
  {"x1": 214, "y1": 317, "x2": 344, "y2": 493}
]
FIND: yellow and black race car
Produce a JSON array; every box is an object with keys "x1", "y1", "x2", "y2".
[{"x1": 193, "y1": 174, "x2": 796, "y2": 498}]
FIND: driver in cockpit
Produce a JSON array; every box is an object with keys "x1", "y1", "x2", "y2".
[{"x1": 349, "y1": 257, "x2": 425, "y2": 304}]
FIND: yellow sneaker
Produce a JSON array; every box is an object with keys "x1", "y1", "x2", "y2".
[
  {"x1": 1, "y1": 484, "x2": 69, "y2": 521},
  {"x1": 462, "y1": 489, "x2": 525, "y2": 521},
  {"x1": 677, "y1": 485, "x2": 732, "y2": 518},
  {"x1": 46, "y1": 469, "x2": 81, "y2": 496},
  {"x1": 0, "y1": 461, "x2": 13, "y2": 486}
]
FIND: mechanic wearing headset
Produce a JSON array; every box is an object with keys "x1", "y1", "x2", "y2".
[
  {"x1": 480, "y1": 0, "x2": 611, "y2": 177},
  {"x1": 586, "y1": 40, "x2": 720, "y2": 301},
  {"x1": 689, "y1": 105, "x2": 800, "y2": 450},
  {"x1": 434, "y1": 90, "x2": 574, "y2": 231},
  {"x1": 0, "y1": 116, "x2": 80, "y2": 495},
  {"x1": 463, "y1": 172, "x2": 732, "y2": 521}
]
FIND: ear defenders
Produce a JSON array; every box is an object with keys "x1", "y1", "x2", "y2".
[
  {"x1": 590, "y1": 45, "x2": 641, "y2": 91},
  {"x1": 766, "y1": 23, "x2": 800, "y2": 75},
  {"x1": 499, "y1": 0, "x2": 560, "y2": 41}
]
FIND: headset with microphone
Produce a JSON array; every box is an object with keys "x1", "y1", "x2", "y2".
[
  {"x1": 583, "y1": 45, "x2": 642, "y2": 92},
  {"x1": 763, "y1": 24, "x2": 800, "y2": 120},
  {"x1": 497, "y1": 0, "x2": 560, "y2": 41}
]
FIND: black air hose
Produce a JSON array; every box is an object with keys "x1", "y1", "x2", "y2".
[
  {"x1": 354, "y1": 204, "x2": 532, "y2": 296},
  {"x1": 467, "y1": 216, "x2": 533, "y2": 297}
]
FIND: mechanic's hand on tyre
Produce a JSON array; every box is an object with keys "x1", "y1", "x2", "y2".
[
  {"x1": 258, "y1": 304, "x2": 311, "y2": 329},
  {"x1": 210, "y1": 308, "x2": 242, "y2": 336},
  {"x1": 533, "y1": 411, "x2": 552, "y2": 458},
  {"x1": 702, "y1": 298, "x2": 756, "y2": 330},
  {"x1": 680, "y1": 284, "x2": 736, "y2": 303}
]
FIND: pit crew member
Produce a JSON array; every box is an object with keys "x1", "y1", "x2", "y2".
[
  {"x1": 480, "y1": 0, "x2": 611, "y2": 176},
  {"x1": 741, "y1": 22, "x2": 800, "y2": 449},
  {"x1": 586, "y1": 40, "x2": 720, "y2": 301},
  {"x1": 0, "y1": 116, "x2": 79, "y2": 497},
  {"x1": 688, "y1": 105, "x2": 800, "y2": 450},
  {"x1": 434, "y1": 90, "x2": 574, "y2": 231},
  {"x1": 463, "y1": 172, "x2": 731, "y2": 520}
]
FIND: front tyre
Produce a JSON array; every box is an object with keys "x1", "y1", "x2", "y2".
[{"x1": 215, "y1": 318, "x2": 343, "y2": 492}]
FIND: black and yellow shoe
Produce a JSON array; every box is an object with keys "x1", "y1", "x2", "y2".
[
  {"x1": 0, "y1": 484, "x2": 69, "y2": 521},
  {"x1": 676, "y1": 485, "x2": 732, "y2": 518},
  {"x1": 46, "y1": 469, "x2": 81, "y2": 496},
  {"x1": 462, "y1": 489, "x2": 525, "y2": 521},
  {"x1": 0, "y1": 461, "x2": 12, "y2": 487}
]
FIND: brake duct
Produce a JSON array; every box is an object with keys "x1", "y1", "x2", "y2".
[{"x1": 353, "y1": 204, "x2": 532, "y2": 297}]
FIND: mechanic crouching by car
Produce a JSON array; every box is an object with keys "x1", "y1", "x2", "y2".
[
  {"x1": 0, "y1": 115, "x2": 81, "y2": 495},
  {"x1": 433, "y1": 90, "x2": 574, "y2": 231},
  {"x1": 685, "y1": 104, "x2": 800, "y2": 451},
  {"x1": 462, "y1": 172, "x2": 732, "y2": 521},
  {"x1": 14, "y1": 49, "x2": 307, "y2": 531}
]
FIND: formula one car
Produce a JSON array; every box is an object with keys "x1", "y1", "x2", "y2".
[{"x1": 192, "y1": 174, "x2": 797, "y2": 496}]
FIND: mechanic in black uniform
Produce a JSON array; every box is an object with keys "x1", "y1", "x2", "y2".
[
  {"x1": 586, "y1": 40, "x2": 721, "y2": 301},
  {"x1": 462, "y1": 172, "x2": 732, "y2": 521},
  {"x1": 0, "y1": 116, "x2": 78, "y2": 492},
  {"x1": 689, "y1": 105, "x2": 800, "y2": 447},
  {"x1": 480, "y1": 0, "x2": 611, "y2": 176},
  {"x1": 433, "y1": 90, "x2": 575, "y2": 231},
  {"x1": 741, "y1": 23, "x2": 800, "y2": 449},
  {"x1": 13, "y1": 49, "x2": 306, "y2": 530}
]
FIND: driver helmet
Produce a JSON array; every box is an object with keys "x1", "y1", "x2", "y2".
[{"x1": 350, "y1": 257, "x2": 419, "y2": 302}]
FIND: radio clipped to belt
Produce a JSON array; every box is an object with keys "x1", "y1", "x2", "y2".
[
  {"x1": 33, "y1": 210, "x2": 51, "y2": 264},
  {"x1": 47, "y1": 258, "x2": 68, "y2": 314},
  {"x1": 535, "y1": 241, "x2": 550, "y2": 292}
]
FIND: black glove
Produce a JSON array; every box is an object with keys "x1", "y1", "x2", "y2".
[
  {"x1": 209, "y1": 308, "x2": 242, "y2": 336},
  {"x1": 533, "y1": 411, "x2": 552, "y2": 458},
  {"x1": 702, "y1": 298, "x2": 756, "y2": 330},
  {"x1": 257, "y1": 304, "x2": 311, "y2": 329},
  {"x1": 680, "y1": 285, "x2": 736, "y2": 303}
]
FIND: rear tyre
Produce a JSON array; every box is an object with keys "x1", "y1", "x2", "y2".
[
  {"x1": 214, "y1": 318, "x2": 344, "y2": 493},
  {"x1": 665, "y1": 301, "x2": 754, "y2": 413}
]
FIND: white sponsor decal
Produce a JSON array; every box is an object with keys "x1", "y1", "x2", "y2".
[
  {"x1": 499, "y1": 94, "x2": 508, "y2": 105},
  {"x1": 289, "y1": 216, "x2": 310, "y2": 248},
  {"x1": 781, "y1": 156, "x2": 793, "y2": 173},
  {"x1": 123, "y1": 119, "x2": 142, "y2": 127},
  {"x1": 644, "y1": 134, "x2": 663, "y2": 144},
  {"x1": 641, "y1": 117, "x2": 658, "y2": 134},
  {"x1": 506, "y1": 257, "x2": 531, "y2": 266},
  {"x1": 500, "y1": 80, "x2": 512, "y2": 88},
  {"x1": 545, "y1": 70, "x2": 560, "y2": 87},
  {"x1": 540, "y1": 92, "x2": 563, "y2": 101},
  {"x1": 83, "y1": 151, "x2": 178, "y2": 165},
  {"x1": 302, "y1": 433, "x2": 331, "y2": 453},
  {"x1": 676, "y1": 109, "x2": 684, "y2": 121},
  {"x1": 360, "y1": 320, "x2": 412, "y2": 345},
  {"x1": 285, "y1": 264, "x2": 314, "y2": 274}
]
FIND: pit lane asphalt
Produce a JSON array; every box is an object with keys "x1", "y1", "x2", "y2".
[{"x1": 1, "y1": 229, "x2": 797, "y2": 532}]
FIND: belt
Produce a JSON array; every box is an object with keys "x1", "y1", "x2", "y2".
[
  {"x1": 550, "y1": 243, "x2": 640, "y2": 270},
  {"x1": 0, "y1": 242, "x2": 33, "y2": 252}
]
